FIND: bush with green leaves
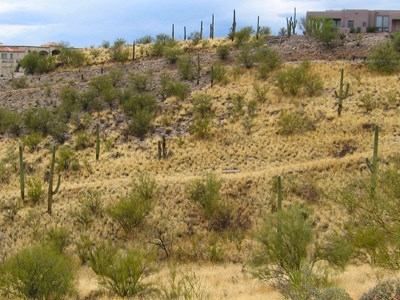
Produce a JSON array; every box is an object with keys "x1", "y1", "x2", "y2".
[
  {"x1": 24, "y1": 108, "x2": 52, "y2": 134},
  {"x1": 366, "y1": 43, "x2": 400, "y2": 74},
  {"x1": 159, "y1": 73, "x2": 191, "y2": 101},
  {"x1": 58, "y1": 86, "x2": 80, "y2": 120},
  {"x1": 130, "y1": 72, "x2": 151, "y2": 92},
  {"x1": 251, "y1": 204, "x2": 351, "y2": 299},
  {"x1": 256, "y1": 47, "x2": 282, "y2": 79},
  {"x1": 109, "y1": 38, "x2": 129, "y2": 63},
  {"x1": 276, "y1": 61, "x2": 323, "y2": 96},
  {"x1": 58, "y1": 42, "x2": 86, "y2": 68},
  {"x1": 19, "y1": 51, "x2": 56, "y2": 74},
  {"x1": 0, "y1": 243, "x2": 75, "y2": 299},
  {"x1": 74, "y1": 131, "x2": 93, "y2": 150},
  {"x1": 136, "y1": 35, "x2": 154, "y2": 44},
  {"x1": 360, "y1": 279, "x2": 400, "y2": 300},
  {"x1": 189, "y1": 94, "x2": 214, "y2": 138},
  {"x1": 89, "y1": 242, "x2": 156, "y2": 298},
  {"x1": 312, "y1": 18, "x2": 339, "y2": 48},
  {"x1": 178, "y1": 54, "x2": 195, "y2": 80},
  {"x1": 107, "y1": 173, "x2": 156, "y2": 233},
  {"x1": 336, "y1": 156, "x2": 400, "y2": 270},
  {"x1": 164, "y1": 45, "x2": 183, "y2": 64},
  {"x1": 22, "y1": 132, "x2": 43, "y2": 152},
  {"x1": 188, "y1": 31, "x2": 202, "y2": 46},
  {"x1": 0, "y1": 108, "x2": 22, "y2": 135},
  {"x1": 217, "y1": 44, "x2": 230, "y2": 60},
  {"x1": 253, "y1": 83, "x2": 269, "y2": 103},
  {"x1": 234, "y1": 26, "x2": 254, "y2": 45},
  {"x1": 11, "y1": 76, "x2": 29, "y2": 89},
  {"x1": 57, "y1": 145, "x2": 79, "y2": 171},
  {"x1": 278, "y1": 110, "x2": 315, "y2": 135},
  {"x1": 211, "y1": 63, "x2": 228, "y2": 85},
  {"x1": 108, "y1": 68, "x2": 124, "y2": 87},
  {"x1": 44, "y1": 227, "x2": 71, "y2": 254},
  {"x1": 237, "y1": 44, "x2": 255, "y2": 69},
  {"x1": 26, "y1": 176, "x2": 45, "y2": 204},
  {"x1": 188, "y1": 173, "x2": 221, "y2": 218}
]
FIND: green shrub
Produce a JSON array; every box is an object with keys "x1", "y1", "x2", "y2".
[
  {"x1": 251, "y1": 205, "x2": 350, "y2": 299},
  {"x1": 130, "y1": 72, "x2": 150, "y2": 92},
  {"x1": 217, "y1": 44, "x2": 230, "y2": 60},
  {"x1": 211, "y1": 63, "x2": 228, "y2": 85},
  {"x1": 109, "y1": 38, "x2": 129, "y2": 63},
  {"x1": 79, "y1": 189, "x2": 103, "y2": 216},
  {"x1": 188, "y1": 31, "x2": 202, "y2": 46},
  {"x1": 360, "y1": 279, "x2": 400, "y2": 300},
  {"x1": 89, "y1": 243, "x2": 155, "y2": 298},
  {"x1": 136, "y1": 35, "x2": 154, "y2": 44},
  {"x1": 238, "y1": 44, "x2": 255, "y2": 69},
  {"x1": 391, "y1": 32, "x2": 400, "y2": 52},
  {"x1": 0, "y1": 108, "x2": 22, "y2": 135},
  {"x1": 58, "y1": 86, "x2": 80, "y2": 119},
  {"x1": 313, "y1": 19, "x2": 339, "y2": 48},
  {"x1": 253, "y1": 83, "x2": 270, "y2": 103},
  {"x1": 317, "y1": 287, "x2": 352, "y2": 300},
  {"x1": 26, "y1": 177, "x2": 45, "y2": 204},
  {"x1": 19, "y1": 51, "x2": 56, "y2": 74},
  {"x1": 107, "y1": 197, "x2": 151, "y2": 233},
  {"x1": 78, "y1": 88, "x2": 101, "y2": 112},
  {"x1": 74, "y1": 131, "x2": 93, "y2": 150},
  {"x1": 188, "y1": 173, "x2": 221, "y2": 218},
  {"x1": 131, "y1": 172, "x2": 157, "y2": 201},
  {"x1": 228, "y1": 93, "x2": 245, "y2": 119},
  {"x1": 58, "y1": 43, "x2": 86, "y2": 67},
  {"x1": 360, "y1": 93, "x2": 377, "y2": 112},
  {"x1": 128, "y1": 110, "x2": 154, "y2": 138},
  {"x1": 22, "y1": 132, "x2": 43, "y2": 151},
  {"x1": 122, "y1": 93, "x2": 157, "y2": 115},
  {"x1": 107, "y1": 68, "x2": 124, "y2": 87},
  {"x1": 276, "y1": 61, "x2": 323, "y2": 96},
  {"x1": 164, "y1": 46, "x2": 183, "y2": 64},
  {"x1": 178, "y1": 54, "x2": 195, "y2": 80},
  {"x1": 256, "y1": 47, "x2": 282, "y2": 78},
  {"x1": 0, "y1": 243, "x2": 75, "y2": 299},
  {"x1": 366, "y1": 43, "x2": 400, "y2": 74},
  {"x1": 235, "y1": 26, "x2": 254, "y2": 45},
  {"x1": 75, "y1": 234, "x2": 95, "y2": 264},
  {"x1": 44, "y1": 227, "x2": 71, "y2": 253},
  {"x1": 166, "y1": 81, "x2": 191, "y2": 101},
  {"x1": 11, "y1": 76, "x2": 28, "y2": 89},
  {"x1": 57, "y1": 145, "x2": 79, "y2": 171},
  {"x1": 152, "y1": 40, "x2": 165, "y2": 56},
  {"x1": 24, "y1": 108, "x2": 52, "y2": 134},
  {"x1": 278, "y1": 110, "x2": 315, "y2": 135}
]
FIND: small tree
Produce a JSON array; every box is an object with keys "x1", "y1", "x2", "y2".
[
  {"x1": 0, "y1": 243, "x2": 75, "y2": 299},
  {"x1": 313, "y1": 19, "x2": 339, "y2": 48}
]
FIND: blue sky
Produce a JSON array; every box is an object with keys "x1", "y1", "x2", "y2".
[{"x1": 0, "y1": 0, "x2": 399, "y2": 47}]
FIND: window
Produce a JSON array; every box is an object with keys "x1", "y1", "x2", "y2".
[
  {"x1": 376, "y1": 16, "x2": 389, "y2": 32},
  {"x1": 1, "y1": 53, "x2": 7, "y2": 59},
  {"x1": 348, "y1": 20, "x2": 354, "y2": 29},
  {"x1": 333, "y1": 18, "x2": 341, "y2": 27},
  {"x1": 10, "y1": 53, "x2": 13, "y2": 59}
]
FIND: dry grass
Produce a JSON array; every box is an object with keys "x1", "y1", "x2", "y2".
[{"x1": 1, "y1": 56, "x2": 400, "y2": 298}]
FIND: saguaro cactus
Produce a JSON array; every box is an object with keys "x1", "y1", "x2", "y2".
[
  {"x1": 162, "y1": 135, "x2": 167, "y2": 158},
  {"x1": 210, "y1": 14, "x2": 215, "y2": 39},
  {"x1": 200, "y1": 21, "x2": 203, "y2": 40},
  {"x1": 132, "y1": 43, "x2": 135, "y2": 61},
  {"x1": 95, "y1": 123, "x2": 100, "y2": 161},
  {"x1": 196, "y1": 53, "x2": 201, "y2": 85},
  {"x1": 172, "y1": 24, "x2": 175, "y2": 40},
  {"x1": 286, "y1": 8, "x2": 297, "y2": 36},
  {"x1": 256, "y1": 16, "x2": 260, "y2": 40},
  {"x1": 47, "y1": 145, "x2": 61, "y2": 215},
  {"x1": 184, "y1": 26, "x2": 187, "y2": 40},
  {"x1": 334, "y1": 69, "x2": 350, "y2": 117},
  {"x1": 366, "y1": 125, "x2": 379, "y2": 193},
  {"x1": 231, "y1": 10, "x2": 237, "y2": 41},
  {"x1": 19, "y1": 145, "x2": 25, "y2": 201},
  {"x1": 210, "y1": 66, "x2": 214, "y2": 88}
]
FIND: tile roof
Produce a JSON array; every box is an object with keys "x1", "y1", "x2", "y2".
[{"x1": 0, "y1": 47, "x2": 25, "y2": 53}]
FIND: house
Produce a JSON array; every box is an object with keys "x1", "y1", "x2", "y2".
[
  {"x1": 306, "y1": 10, "x2": 400, "y2": 33},
  {"x1": 0, "y1": 43, "x2": 60, "y2": 78}
]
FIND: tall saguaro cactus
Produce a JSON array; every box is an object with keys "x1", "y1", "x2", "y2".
[
  {"x1": 200, "y1": 21, "x2": 203, "y2": 40},
  {"x1": 286, "y1": 7, "x2": 297, "y2": 36},
  {"x1": 95, "y1": 123, "x2": 100, "y2": 161},
  {"x1": 256, "y1": 16, "x2": 261, "y2": 40},
  {"x1": 334, "y1": 69, "x2": 350, "y2": 117},
  {"x1": 172, "y1": 24, "x2": 175, "y2": 40},
  {"x1": 47, "y1": 145, "x2": 61, "y2": 215},
  {"x1": 19, "y1": 145, "x2": 25, "y2": 201},
  {"x1": 210, "y1": 14, "x2": 215, "y2": 39},
  {"x1": 132, "y1": 43, "x2": 135, "y2": 61},
  {"x1": 184, "y1": 26, "x2": 187, "y2": 40},
  {"x1": 366, "y1": 126, "x2": 379, "y2": 194},
  {"x1": 231, "y1": 10, "x2": 237, "y2": 41},
  {"x1": 196, "y1": 53, "x2": 201, "y2": 85}
]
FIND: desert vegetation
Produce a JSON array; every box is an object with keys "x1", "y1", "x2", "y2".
[{"x1": 1, "y1": 12, "x2": 400, "y2": 300}]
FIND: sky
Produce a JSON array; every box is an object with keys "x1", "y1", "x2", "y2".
[{"x1": 0, "y1": 0, "x2": 399, "y2": 47}]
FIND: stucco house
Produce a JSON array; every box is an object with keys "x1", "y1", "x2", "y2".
[
  {"x1": 306, "y1": 10, "x2": 400, "y2": 33},
  {"x1": 0, "y1": 43, "x2": 60, "y2": 78}
]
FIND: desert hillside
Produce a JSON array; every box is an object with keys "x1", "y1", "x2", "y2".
[{"x1": 0, "y1": 33, "x2": 399, "y2": 300}]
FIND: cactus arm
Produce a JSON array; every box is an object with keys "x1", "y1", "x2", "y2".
[
  {"x1": 366, "y1": 158, "x2": 374, "y2": 173},
  {"x1": 334, "y1": 90, "x2": 339, "y2": 98},
  {"x1": 19, "y1": 145, "x2": 25, "y2": 201},
  {"x1": 53, "y1": 174, "x2": 61, "y2": 195}
]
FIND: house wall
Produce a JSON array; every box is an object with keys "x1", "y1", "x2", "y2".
[{"x1": 307, "y1": 10, "x2": 400, "y2": 33}]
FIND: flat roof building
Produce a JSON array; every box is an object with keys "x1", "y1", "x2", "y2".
[{"x1": 306, "y1": 10, "x2": 400, "y2": 33}]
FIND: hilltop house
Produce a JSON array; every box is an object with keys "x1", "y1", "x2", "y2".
[
  {"x1": 306, "y1": 10, "x2": 400, "y2": 33},
  {"x1": 0, "y1": 43, "x2": 60, "y2": 78}
]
